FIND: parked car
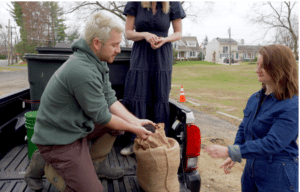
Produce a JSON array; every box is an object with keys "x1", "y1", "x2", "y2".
[{"x1": 223, "y1": 57, "x2": 235, "y2": 63}]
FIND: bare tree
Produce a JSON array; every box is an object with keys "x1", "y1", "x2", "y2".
[
  {"x1": 63, "y1": 2, "x2": 128, "y2": 22},
  {"x1": 61, "y1": 1, "x2": 214, "y2": 47},
  {"x1": 62, "y1": 1, "x2": 214, "y2": 22},
  {"x1": 248, "y1": 1, "x2": 299, "y2": 60},
  {"x1": 0, "y1": 22, "x2": 8, "y2": 57},
  {"x1": 275, "y1": 28, "x2": 295, "y2": 51}
]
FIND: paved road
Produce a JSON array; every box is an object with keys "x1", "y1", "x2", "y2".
[
  {"x1": 0, "y1": 60, "x2": 8, "y2": 67},
  {"x1": 0, "y1": 68, "x2": 29, "y2": 97}
]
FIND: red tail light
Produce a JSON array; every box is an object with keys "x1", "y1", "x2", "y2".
[
  {"x1": 186, "y1": 124, "x2": 201, "y2": 157},
  {"x1": 184, "y1": 124, "x2": 201, "y2": 172}
]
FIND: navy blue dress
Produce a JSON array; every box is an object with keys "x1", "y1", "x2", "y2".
[{"x1": 122, "y1": 2, "x2": 186, "y2": 136}]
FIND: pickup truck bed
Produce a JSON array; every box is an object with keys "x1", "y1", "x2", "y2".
[
  {"x1": 0, "y1": 88, "x2": 194, "y2": 192},
  {"x1": 0, "y1": 131, "x2": 189, "y2": 192}
]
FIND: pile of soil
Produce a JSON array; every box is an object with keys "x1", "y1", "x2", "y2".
[{"x1": 143, "y1": 124, "x2": 156, "y2": 133}]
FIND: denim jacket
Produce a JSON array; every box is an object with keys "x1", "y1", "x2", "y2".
[{"x1": 228, "y1": 88, "x2": 298, "y2": 162}]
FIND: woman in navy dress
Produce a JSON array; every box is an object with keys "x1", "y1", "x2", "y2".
[{"x1": 121, "y1": 2, "x2": 186, "y2": 155}]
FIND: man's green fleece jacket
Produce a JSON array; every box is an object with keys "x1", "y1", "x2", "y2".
[{"x1": 32, "y1": 38, "x2": 117, "y2": 145}]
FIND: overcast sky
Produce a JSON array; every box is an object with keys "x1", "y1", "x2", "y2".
[{"x1": 0, "y1": 1, "x2": 298, "y2": 46}]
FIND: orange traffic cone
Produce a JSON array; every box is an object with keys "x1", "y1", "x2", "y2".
[{"x1": 180, "y1": 85, "x2": 186, "y2": 102}]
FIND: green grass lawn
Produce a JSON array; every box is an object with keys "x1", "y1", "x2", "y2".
[
  {"x1": 13, "y1": 63, "x2": 28, "y2": 67},
  {"x1": 0, "y1": 67, "x2": 22, "y2": 72},
  {"x1": 11, "y1": 61, "x2": 27, "y2": 67},
  {"x1": 170, "y1": 61, "x2": 261, "y2": 122},
  {"x1": 0, "y1": 62, "x2": 27, "y2": 72}
]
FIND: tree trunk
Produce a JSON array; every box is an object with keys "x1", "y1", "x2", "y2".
[{"x1": 292, "y1": 34, "x2": 298, "y2": 61}]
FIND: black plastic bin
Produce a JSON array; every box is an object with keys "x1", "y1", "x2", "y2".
[
  {"x1": 23, "y1": 54, "x2": 70, "y2": 110},
  {"x1": 35, "y1": 47, "x2": 132, "y2": 58},
  {"x1": 24, "y1": 47, "x2": 131, "y2": 110},
  {"x1": 36, "y1": 47, "x2": 73, "y2": 55}
]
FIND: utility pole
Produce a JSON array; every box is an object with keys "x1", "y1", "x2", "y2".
[
  {"x1": 201, "y1": 43, "x2": 204, "y2": 61},
  {"x1": 6, "y1": 20, "x2": 10, "y2": 65},
  {"x1": 4, "y1": 37, "x2": 7, "y2": 60},
  {"x1": 15, "y1": 34, "x2": 17, "y2": 63},
  {"x1": 228, "y1": 27, "x2": 231, "y2": 65},
  {"x1": 6, "y1": 19, "x2": 16, "y2": 65},
  {"x1": 10, "y1": 24, "x2": 13, "y2": 65}
]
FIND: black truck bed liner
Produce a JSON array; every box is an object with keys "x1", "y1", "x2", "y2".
[{"x1": 0, "y1": 140, "x2": 189, "y2": 192}]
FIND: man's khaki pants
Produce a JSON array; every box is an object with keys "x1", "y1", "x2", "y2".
[{"x1": 38, "y1": 124, "x2": 118, "y2": 192}]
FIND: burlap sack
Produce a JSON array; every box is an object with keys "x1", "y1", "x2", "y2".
[{"x1": 134, "y1": 123, "x2": 180, "y2": 192}]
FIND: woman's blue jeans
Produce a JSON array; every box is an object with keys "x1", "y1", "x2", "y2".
[{"x1": 242, "y1": 155, "x2": 298, "y2": 192}]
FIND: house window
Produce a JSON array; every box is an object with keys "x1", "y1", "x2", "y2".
[
  {"x1": 174, "y1": 43, "x2": 177, "y2": 48},
  {"x1": 244, "y1": 53, "x2": 254, "y2": 59},
  {"x1": 223, "y1": 46, "x2": 228, "y2": 53},
  {"x1": 236, "y1": 53, "x2": 238, "y2": 59},
  {"x1": 190, "y1": 52, "x2": 195, "y2": 57},
  {"x1": 187, "y1": 42, "x2": 196, "y2": 47}
]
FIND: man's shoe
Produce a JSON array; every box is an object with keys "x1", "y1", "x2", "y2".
[
  {"x1": 93, "y1": 161, "x2": 124, "y2": 179},
  {"x1": 24, "y1": 150, "x2": 45, "y2": 190},
  {"x1": 120, "y1": 142, "x2": 134, "y2": 156}
]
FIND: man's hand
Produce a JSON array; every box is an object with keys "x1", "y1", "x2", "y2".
[
  {"x1": 128, "y1": 119, "x2": 155, "y2": 139},
  {"x1": 131, "y1": 119, "x2": 156, "y2": 127},
  {"x1": 134, "y1": 126, "x2": 153, "y2": 140}
]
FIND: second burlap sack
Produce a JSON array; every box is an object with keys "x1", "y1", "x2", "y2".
[{"x1": 134, "y1": 123, "x2": 180, "y2": 192}]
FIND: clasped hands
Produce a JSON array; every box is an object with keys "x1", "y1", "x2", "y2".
[{"x1": 144, "y1": 32, "x2": 167, "y2": 50}]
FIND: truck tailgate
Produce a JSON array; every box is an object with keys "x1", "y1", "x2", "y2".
[{"x1": 0, "y1": 140, "x2": 190, "y2": 192}]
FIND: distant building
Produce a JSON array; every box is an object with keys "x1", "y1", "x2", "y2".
[
  {"x1": 238, "y1": 45, "x2": 262, "y2": 61},
  {"x1": 205, "y1": 37, "x2": 262, "y2": 63},
  {"x1": 205, "y1": 37, "x2": 238, "y2": 63},
  {"x1": 172, "y1": 36, "x2": 201, "y2": 60}
]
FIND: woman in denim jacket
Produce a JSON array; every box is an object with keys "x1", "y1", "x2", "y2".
[{"x1": 204, "y1": 44, "x2": 298, "y2": 192}]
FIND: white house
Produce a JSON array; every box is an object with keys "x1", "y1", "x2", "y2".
[
  {"x1": 205, "y1": 38, "x2": 263, "y2": 63},
  {"x1": 205, "y1": 38, "x2": 239, "y2": 63},
  {"x1": 172, "y1": 36, "x2": 201, "y2": 60},
  {"x1": 238, "y1": 45, "x2": 262, "y2": 61}
]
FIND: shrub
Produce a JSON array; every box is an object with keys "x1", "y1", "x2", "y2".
[
  {"x1": 0, "y1": 54, "x2": 7, "y2": 59},
  {"x1": 198, "y1": 52, "x2": 205, "y2": 61},
  {"x1": 173, "y1": 48, "x2": 178, "y2": 65}
]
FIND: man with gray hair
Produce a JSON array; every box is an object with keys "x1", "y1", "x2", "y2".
[{"x1": 25, "y1": 12, "x2": 154, "y2": 192}]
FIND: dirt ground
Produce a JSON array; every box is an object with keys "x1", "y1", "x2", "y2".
[
  {"x1": 198, "y1": 137, "x2": 245, "y2": 192},
  {"x1": 190, "y1": 109, "x2": 245, "y2": 192},
  {"x1": 0, "y1": 67, "x2": 245, "y2": 192}
]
